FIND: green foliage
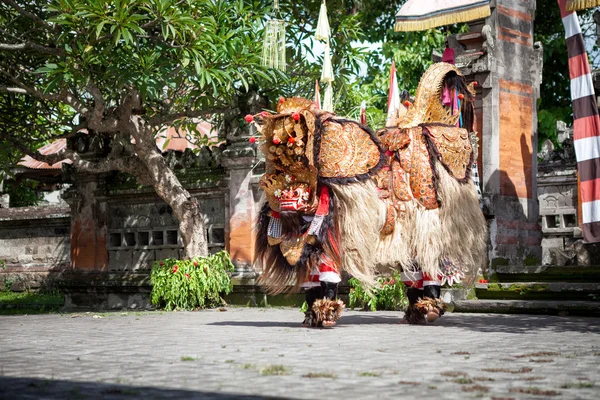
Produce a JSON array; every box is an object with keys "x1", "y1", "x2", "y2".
[
  {"x1": 150, "y1": 250, "x2": 234, "y2": 310},
  {"x1": 4, "y1": 179, "x2": 44, "y2": 208},
  {"x1": 348, "y1": 273, "x2": 407, "y2": 311}
]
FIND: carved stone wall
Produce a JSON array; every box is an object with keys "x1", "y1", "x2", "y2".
[
  {"x1": 537, "y1": 122, "x2": 578, "y2": 265},
  {"x1": 0, "y1": 206, "x2": 70, "y2": 290}
]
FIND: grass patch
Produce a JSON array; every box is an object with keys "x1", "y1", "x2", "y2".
[
  {"x1": 560, "y1": 381, "x2": 595, "y2": 389},
  {"x1": 461, "y1": 384, "x2": 489, "y2": 393},
  {"x1": 482, "y1": 367, "x2": 532, "y2": 374},
  {"x1": 452, "y1": 351, "x2": 471, "y2": 355},
  {"x1": 180, "y1": 356, "x2": 196, "y2": 362},
  {"x1": 520, "y1": 376, "x2": 546, "y2": 381},
  {"x1": 472, "y1": 377, "x2": 495, "y2": 382},
  {"x1": 440, "y1": 371, "x2": 468, "y2": 377},
  {"x1": 241, "y1": 363, "x2": 256, "y2": 370},
  {"x1": 302, "y1": 372, "x2": 337, "y2": 379},
  {"x1": 515, "y1": 351, "x2": 560, "y2": 358},
  {"x1": 529, "y1": 359, "x2": 554, "y2": 363},
  {"x1": 260, "y1": 365, "x2": 291, "y2": 376},
  {"x1": 452, "y1": 378, "x2": 473, "y2": 384},
  {"x1": 224, "y1": 360, "x2": 234, "y2": 363},
  {"x1": 358, "y1": 371, "x2": 382, "y2": 377},
  {"x1": 0, "y1": 291, "x2": 63, "y2": 314},
  {"x1": 509, "y1": 387, "x2": 560, "y2": 396},
  {"x1": 398, "y1": 381, "x2": 420, "y2": 385}
]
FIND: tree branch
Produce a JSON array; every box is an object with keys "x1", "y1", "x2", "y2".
[
  {"x1": 0, "y1": 42, "x2": 65, "y2": 56},
  {"x1": 8, "y1": 134, "x2": 150, "y2": 183},
  {"x1": 149, "y1": 108, "x2": 226, "y2": 126},
  {"x1": 0, "y1": 85, "x2": 26, "y2": 94},
  {"x1": 0, "y1": 70, "x2": 89, "y2": 115},
  {"x1": 1, "y1": 0, "x2": 56, "y2": 31}
]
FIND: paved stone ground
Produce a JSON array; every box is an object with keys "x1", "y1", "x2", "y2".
[{"x1": 1, "y1": 308, "x2": 599, "y2": 399}]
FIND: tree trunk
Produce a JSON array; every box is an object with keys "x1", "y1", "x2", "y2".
[{"x1": 127, "y1": 116, "x2": 209, "y2": 258}]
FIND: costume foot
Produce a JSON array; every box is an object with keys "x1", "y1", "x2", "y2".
[
  {"x1": 310, "y1": 298, "x2": 345, "y2": 328},
  {"x1": 426, "y1": 308, "x2": 440, "y2": 323}
]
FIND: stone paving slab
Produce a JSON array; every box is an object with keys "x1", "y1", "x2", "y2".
[{"x1": 0, "y1": 308, "x2": 599, "y2": 399}]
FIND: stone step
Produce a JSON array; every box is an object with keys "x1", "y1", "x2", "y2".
[
  {"x1": 475, "y1": 281, "x2": 600, "y2": 301},
  {"x1": 453, "y1": 299, "x2": 600, "y2": 317},
  {"x1": 492, "y1": 265, "x2": 600, "y2": 283}
]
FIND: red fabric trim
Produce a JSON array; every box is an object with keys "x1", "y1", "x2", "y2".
[
  {"x1": 573, "y1": 115, "x2": 600, "y2": 140},
  {"x1": 402, "y1": 279, "x2": 423, "y2": 289},
  {"x1": 558, "y1": 0, "x2": 573, "y2": 19},
  {"x1": 580, "y1": 178, "x2": 600, "y2": 203},
  {"x1": 568, "y1": 53, "x2": 591, "y2": 79},
  {"x1": 270, "y1": 211, "x2": 280, "y2": 218},
  {"x1": 318, "y1": 263, "x2": 337, "y2": 273},
  {"x1": 308, "y1": 275, "x2": 320, "y2": 282},
  {"x1": 315, "y1": 186, "x2": 330, "y2": 216}
]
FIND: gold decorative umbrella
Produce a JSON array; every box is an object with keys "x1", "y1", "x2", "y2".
[
  {"x1": 566, "y1": 0, "x2": 600, "y2": 11},
  {"x1": 395, "y1": 0, "x2": 491, "y2": 32}
]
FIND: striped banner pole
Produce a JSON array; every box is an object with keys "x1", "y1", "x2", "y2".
[{"x1": 558, "y1": 0, "x2": 600, "y2": 242}]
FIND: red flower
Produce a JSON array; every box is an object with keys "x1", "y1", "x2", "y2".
[
  {"x1": 404, "y1": 101, "x2": 410, "y2": 107},
  {"x1": 159, "y1": 262, "x2": 165, "y2": 266},
  {"x1": 204, "y1": 267, "x2": 209, "y2": 273},
  {"x1": 185, "y1": 273, "x2": 190, "y2": 280},
  {"x1": 193, "y1": 261, "x2": 198, "y2": 267},
  {"x1": 389, "y1": 278, "x2": 395, "y2": 285},
  {"x1": 244, "y1": 114, "x2": 254, "y2": 123},
  {"x1": 291, "y1": 112, "x2": 300, "y2": 121},
  {"x1": 249, "y1": 137, "x2": 257, "y2": 144},
  {"x1": 172, "y1": 265, "x2": 179, "y2": 273},
  {"x1": 458, "y1": 93, "x2": 465, "y2": 100}
]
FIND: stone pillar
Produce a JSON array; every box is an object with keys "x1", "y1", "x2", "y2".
[
  {"x1": 448, "y1": 0, "x2": 543, "y2": 268},
  {"x1": 484, "y1": 0, "x2": 543, "y2": 267},
  {"x1": 222, "y1": 130, "x2": 261, "y2": 280},
  {"x1": 64, "y1": 173, "x2": 109, "y2": 270}
]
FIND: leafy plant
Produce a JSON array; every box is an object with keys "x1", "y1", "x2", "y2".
[
  {"x1": 348, "y1": 273, "x2": 407, "y2": 311},
  {"x1": 150, "y1": 250, "x2": 234, "y2": 310}
]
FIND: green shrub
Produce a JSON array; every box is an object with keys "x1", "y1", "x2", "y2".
[
  {"x1": 348, "y1": 273, "x2": 408, "y2": 311},
  {"x1": 150, "y1": 250, "x2": 234, "y2": 310}
]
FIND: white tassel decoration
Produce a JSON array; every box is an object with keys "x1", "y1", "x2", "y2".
[
  {"x1": 322, "y1": 83, "x2": 334, "y2": 112},
  {"x1": 315, "y1": 2, "x2": 331, "y2": 42},
  {"x1": 261, "y1": 1, "x2": 286, "y2": 71},
  {"x1": 320, "y1": 42, "x2": 334, "y2": 83}
]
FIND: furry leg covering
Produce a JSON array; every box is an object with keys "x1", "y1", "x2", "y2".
[
  {"x1": 410, "y1": 162, "x2": 487, "y2": 282},
  {"x1": 303, "y1": 282, "x2": 345, "y2": 327},
  {"x1": 329, "y1": 180, "x2": 384, "y2": 288}
]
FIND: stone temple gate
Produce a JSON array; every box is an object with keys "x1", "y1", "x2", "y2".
[{"x1": 0, "y1": 0, "x2": 593, "y2": 307}]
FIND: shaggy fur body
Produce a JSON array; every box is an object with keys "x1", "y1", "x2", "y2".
[{"x1": 331, "y1": 160, "x2": 486, "y2": 283}]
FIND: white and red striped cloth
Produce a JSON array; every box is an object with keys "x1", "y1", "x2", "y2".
[
  {"x1": 302, "y1": 254, "x2": 341, "y2": 289},
  {"x1": 559, "y1": 0, "x2": 600, "y2": 242}
]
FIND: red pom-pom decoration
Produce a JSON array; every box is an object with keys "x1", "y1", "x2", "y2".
[
  {"x1": 385, "y1": 150, "x2": 394, "y2": 157},
  {"x1": 288, "y1": 137, "x2": 296, "y2": 144},
  {"x1": 458, "y1": 93, "x2": 464, "y2": 100},
  {"x1": 249, "y1": 137, "x2": 256, "y2": 144},
  {"x1": 404, "y1": 101, "x2": 410, "y2": 107},
  {"x1": 292, "y1": 112, "x2": 300, "y2": 121},
  {"x1": 244, "y1": 114, "x2": 254, "y2": 123},
  {"x1": 273, "y1": 138, "x2": 280, "y2": 145},
  {"x1": 278, "y1": 96, "x2": 285, "y2": 104},
  {"x1": 473, "y1": 81, "x2": 478, "y2": 86},
  {"x1": 260, "y1": 111, "x2": 270, "y2": 117}
]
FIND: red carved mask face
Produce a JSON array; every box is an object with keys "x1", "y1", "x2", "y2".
[{"x1": 279, "y1": 184, "x2": 312, "y2": 212}]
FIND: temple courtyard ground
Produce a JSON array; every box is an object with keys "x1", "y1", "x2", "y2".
[{"x1": 0, "y1": 308, "x2": 599, "y2": 399}]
